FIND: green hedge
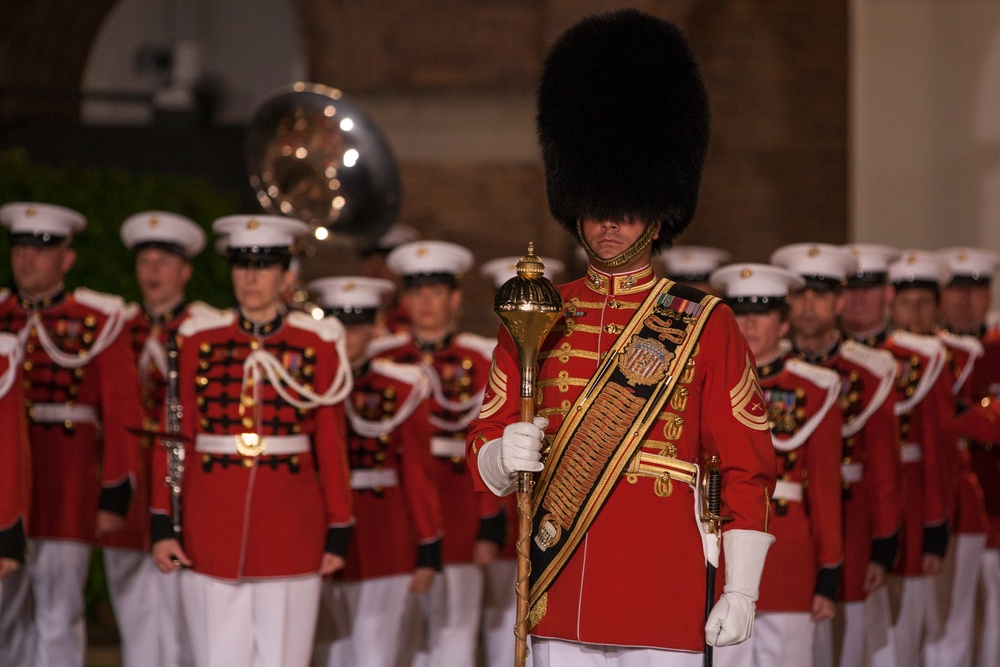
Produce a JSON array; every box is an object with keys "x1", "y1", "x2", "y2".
[{"x1": 0, "y1": 148, "x2": 236, "y2": 307}]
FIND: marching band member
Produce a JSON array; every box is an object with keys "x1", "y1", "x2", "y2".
[
  {"x1": 0, "y1": 202, "x2": 142, "y2": 667},
  {"x1": 772, "y1": 242, "x2": 901, "y2": 667},
  {"x1": 937, "y1": 246, "x2": 1000, "y2": 667},
  {"x1": 711, "y1": 263, "x2": 844, "y2": 667},
  {"x1": 103, "y1": 211, "x2": 206, "y2": 666},
  {"x1": 468, "y1": 11, "x2": 776, "y2": 665},
  {"x1": 309, "y1": 275, "x2": 443, "y2": 667},
  {"x1": 0, "y1": 332, "x2": 29, "y2": 590},
  {"x1": 150, "y1": 215, "x2": 354, "y2": 667},
  {"x1": 658, "y1": 246, "x2": 732, "y2": 295},
  {"x1": 371, "y1": 239, "x2": 501, "y2": 667}
]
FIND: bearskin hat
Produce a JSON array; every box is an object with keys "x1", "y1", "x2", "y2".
[{"x1": 537, "y1": 9, "x2": 710, "y2": 252}]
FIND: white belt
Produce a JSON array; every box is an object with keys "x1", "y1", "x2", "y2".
[
  {"x1": 30, "y1": 403, "x2": 98, "y2": 424},
  {"x1": 773, "y1": 480, "x2": 803, "y2": 502},
  {"x1": 195, "y1": 434, "x2": 310, "y2": 456},
  {"x1": 350, "y1": 468, "x2": 400, "y2": 490},
  {"x1": 841, "y1": 462, "x2": 864, "y2": 484},
  {"x1": 901, "y1": 443, "x2": 923, "y2": 463},
  {"x1": 431, "y1": 436, "x2": 466, "y2": 459}
]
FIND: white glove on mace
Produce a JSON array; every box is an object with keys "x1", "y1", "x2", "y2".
[
  {"x1": 476, "y1": 417, "x2": 548, "y2": 496},
  {"x1": 705, "y1": 529, "x2": 775, "y2": 647}
]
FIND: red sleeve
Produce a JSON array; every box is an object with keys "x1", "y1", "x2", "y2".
[
  {"x1": 806, "y1": 399, "x2": 845, "y2": 569},
  {"x1": 697, "y1": 308, "x2": 777, "y2": 532},
  {"x1": 95, "y1": 322, "x2": 143, "y2": 493},
  {"x1": 466, "y1": 328, "x2": 521, "y2": 493},
  {"x1": 311, "y1": 344, "x2": 353, "y2": 529},
  {"x1": 860, "y1": 392, "x2": 903, "y2": 539},
  {"x1": 401, "y1": 397, "x2": 444, "y2": 543},
  {"x1": 917, "y1": 375, "x2": 958, "y2": 525}
]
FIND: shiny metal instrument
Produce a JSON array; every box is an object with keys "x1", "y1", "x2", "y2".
[
  {"x1": 164, "y1": 335, "x2": 185, "y2": 537},
  {"x1": 246, "y1": 82, "x2": 400, "y2": 245}
]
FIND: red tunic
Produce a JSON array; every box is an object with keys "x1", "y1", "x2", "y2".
[
  {"x1": 336, "y1": 359, "x2": 443, "y2": 581},
  {"x1": 467, "y1": 265, "x2": 776, "y2": 652},
  {"x1": 369, "y1": 330, "x2": 503, "y2": 564},
  {"x1": 100, "y1": 301, "x2": 191, "y2": 552},
  {"x1": 753, "y1": 356, "x2": 843, "y2": 612},
  {"x1": 0, "y1": 289, "x2": 141, "y2": 543},
  {"x1": 0, "y1": 334, "x2": 30, "y2": 561},
  {"x1": 794, "y1": 338, "x2": 901, "y2": 602},
  {"x1": 881, "y1": 330, "x2": 956, "y2": 576},
  {"x1": 150, "y1": 308, "x2": 353, "y2": 580}
]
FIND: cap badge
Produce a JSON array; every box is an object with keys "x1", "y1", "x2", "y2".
[
  {"x1": 148, "y1": 217, "x2": 160, "y2": 228},
  {"x1": 344, "y1": 282, "x2": 356, "y2": 291},
  {"x1": 247, "y1": 219, "x2": 260, "y2": 230},
  {"x1": 957, "y1": 253, "x2": 968, "y2": 263},
  {"x1": 807, "y1": 247, "x2": 820, "y2": 257},
  {"x1": 416, "y1": 246, "x2": 428, "y2": 257},
  {"x1": 906, "y1": 253, "x2": 918, "y2": 264},
  {"x1": 25, "y1": 207, "x2": 37, "y2": 218},
  {"x1": 740, "y1": 268, "x2": 753, "y2": 279}
]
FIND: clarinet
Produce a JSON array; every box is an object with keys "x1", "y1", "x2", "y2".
[{"x1": 164, "y1": 335, "x2": 185, "y2": 538}]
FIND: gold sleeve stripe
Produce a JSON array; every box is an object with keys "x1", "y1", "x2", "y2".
[
  {"x1": 553, "y1": 322, "x2": 603, "y2": 335},
  {"x1": 477, "y1": 361, "x2": 509, "y2": 419},
  {"x1": 730, "y1": 354, "x2": 770, "y2": 431},
  {"x1": 539, "y1": 343, "x2": 600, "y2": 364}
]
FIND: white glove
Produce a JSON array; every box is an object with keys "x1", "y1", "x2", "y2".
[
  {"x1": 476, "y1": 417, "x2": 548, "y2": 496},
  {"x1": 705, "y1": 529, "x2": 775, "y2": 647}
]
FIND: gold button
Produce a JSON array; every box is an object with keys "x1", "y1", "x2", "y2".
[
  {"x1": 242, "y1": 417, "x2": 254, "y2": 429},
  {"x1": 200, "y1": 342, "x2": 212, "y2": 353},
  {"x1": 196, "y1": 376, "x2": 209, "y2": 387},
  {"x1": 22, "y1": 360, "x2": 32, "y2": 371},
  {"x1": 304, "y1": 347, "x2": 316, "y2": 359},
  {"x1": 250, "y1": 340, "x2": 260, "y2": 350},
  {"x1": 461, "y1": 359, "x2": 473, "y2": 370}
]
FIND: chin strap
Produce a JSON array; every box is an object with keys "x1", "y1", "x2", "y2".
[{"x1": 576, "y1": 219, "x2": 658, "y2": 270}]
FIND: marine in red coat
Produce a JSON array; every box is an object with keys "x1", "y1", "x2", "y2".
[
  {"x1": 0, "y1": 202, "x2": 141, "y2": 667},
  {"x1": 374, "y1": 239, "x2": 502, "y2": 667},
  {"x1": 150, "y1": 214, "x2": 354, "y2": 667},
  {"x1": 309, "y1": 275, "x2": 444, "y2": 667},
  {"x1": 709, "y1": 263, "x2": 843, "y2": 667}
]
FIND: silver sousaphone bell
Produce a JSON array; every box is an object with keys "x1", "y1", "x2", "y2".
[{"x1": 246, "y1": 82, "x2": 400, "y2": 245}]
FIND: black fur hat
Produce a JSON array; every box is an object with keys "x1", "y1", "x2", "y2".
[{"x1": 537, "y1": 9, "x2": 710, "y2": 252}]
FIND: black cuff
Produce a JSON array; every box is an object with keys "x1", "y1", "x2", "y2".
[
  {"x1": 417, "y1": 538, "x2": 443, "y2": 571},
  {"x1": 814, "y1": 565, "x2": 842, "y2": 602},
  {"x1": 149, "y1": 512, "x2": 178, "y2": 545},
  {"x1": 870, "y1": 532, "x2": 899, "y2": 571},
  {"x1": 923, "y1": 522, "x2": 949, "y2": 558},
  {"x1": 98, "y1": 479, "x2": 133, "y2": 517},
  {"x1": 477, "y1": 509, "x2": 507, "y2": 547},
  {"x1": 325, "y1": 525, "x2": 353, "y2": 558},
  {"x1": 0, "y1": 518, "x2": 26, "y2": 563}
]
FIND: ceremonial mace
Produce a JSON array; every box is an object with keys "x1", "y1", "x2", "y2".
[{"x1": 493, "y1": 243, "x2": 564, "y2": 667}]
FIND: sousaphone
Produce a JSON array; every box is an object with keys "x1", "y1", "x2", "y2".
[{"x1": 246, "y1": 82, "x2": 400, "y2": 245}]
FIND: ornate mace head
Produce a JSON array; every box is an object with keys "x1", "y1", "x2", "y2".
[{"x1": 494, "y1": 243, "x2": 564, "y2": 398}]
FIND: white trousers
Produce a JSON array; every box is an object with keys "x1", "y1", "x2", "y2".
[
  {"x1": 889, "y1": 575, "x2": 933, "y2": 667},
  {"x1": 313, "y1": 574, "x2": 411, "y2": 667},
  {"x1": 531, "y1": 637, "x2": 703, "y2": 667},
  {"x1": 103, "y1": 547, "x2": 192, "y2": 667},
  {"x1": 399, "y1": 562, "x2": 484, "y2": 667},
  {"x1": 978, "y1": 550, "x2": 1000, "y2": 667},
  {"x1": 715, "y1": 611, "x2": 815, "y2": 667},
  {"x1": 923, "y1": 533, "x2": 987, "y2": 667},
  {"x1": 481, "y1": 558, "x2": 533, "y2": 667},
  {"x1": 0, "y1": 538, "x2": 90, "y2": 667},
  {"x1": 866, "y1": 585, "x2": 898, "y2": 667},
  {"x1": 179, "y1": 569, "x2": 322, "y2": 667}
]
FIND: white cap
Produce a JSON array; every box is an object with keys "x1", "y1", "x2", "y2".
[
  {"x1": 373, "y1": 223, "x2": 420, "y2": 252},
  {"x1": 710, "y1": 263, "x2": 805, "y2": 299},
  {"x1": 386, "y1": 240, "x2": 474, "y2": 283},
  {"x1": 842, "y1": 243, "x2": 901, "y2": 283},
  {"x1": 0, "y1": 202, "x2": 86, "y2": 242},
  {"x1": 770, "y1": 243, "x2": 858, "y2": 285},
  {"x1": 120, "y1": 211, "x2": 206, "y2": 258},
  {"x1": 480, "y1": 255, "x2": 565, "y2": 289},
  {"x1": 937, "y1": 247, "x2": 1000, "y2": 285},
  {"x1": 889, "y1": 250, "x2": 952, "y2": 288},
  {"x1": 309, "y1": 276, "x2": 395, "y2": 311},
  {"x1": 212, "y1": 215, "x2": 309, "y2": 250},
  {"x1": 659, "y1": 246, "x2": 731, "y2": 280}
]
